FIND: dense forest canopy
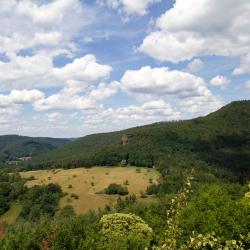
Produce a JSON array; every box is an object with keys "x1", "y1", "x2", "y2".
[
  {"x1": 0, "y1": 135, "x2": 70, "y2": 164},
  {"x1": 28, "y1": 100, "x2": 250, "y2": 183}
]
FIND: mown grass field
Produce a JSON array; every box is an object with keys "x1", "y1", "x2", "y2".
[{"x1": 21, "y1": 167, "x2": 160, "y2": 214}]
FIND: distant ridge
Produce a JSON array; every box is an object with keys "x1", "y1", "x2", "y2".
[
  {"x1": 0, "y1": 135, "x2": 70, "y2": 163},
  {"x1": 28, "y1": 100, "x2": 250, "y2": 182}
]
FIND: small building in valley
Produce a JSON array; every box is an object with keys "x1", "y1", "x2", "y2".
[{"x1": 19, "y1": 157, "x2": 32, "y2": 161}]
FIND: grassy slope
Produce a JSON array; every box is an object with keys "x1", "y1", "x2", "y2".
[
  {"x1": 21, "y1": 167, "x2": 160, "y2": 214},
  {"x1": 0, "y1": 203, "x2": 22, "y2": 224},
  {"x1": 32, "y1": 101, "x2": 250, "y2": 178},
  {"x1": 0, "y1": 135, "x2": 70, "y2": 162}
]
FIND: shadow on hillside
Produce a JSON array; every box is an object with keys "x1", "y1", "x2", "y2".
[{"x1": 192, "y1": 133, "x2": 250, "y2": 184}]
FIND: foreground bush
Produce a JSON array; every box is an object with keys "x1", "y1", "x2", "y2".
[
  {"x1": 180, "y1": 184, "x2": 250, "y2": 242},
  {"x1": 0, "y1": 169, "x2": 249, "y2": 249},
  {"x1": 0, "y1": 213, "x2": 100, "y2": 250},
  {"x1": 99, "y1": 213, "x2": 153, "y2": 249}
]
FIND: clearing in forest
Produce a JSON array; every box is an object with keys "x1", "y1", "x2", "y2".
[{"x1": 20, "y1": 167, "x2": 160, "y2": 214}]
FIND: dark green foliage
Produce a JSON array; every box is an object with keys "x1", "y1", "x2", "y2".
[
  {"x1": 146, "y1": 184, "x2": 159, "y2": 195},
  {"x1": 70, "y1": 193, "x2": 79, "y2": 199},
  {"x1": 0, "y1": 194, "x2": 173, "y2": 248},
  {"x1": 19, "y1": 183, "x2": 64, "y2": 221},
  {"x1": 46, "y1": 183, "x2": 62, "y2": 194},
  {"x1": 104, "y1": 183, "x2": 129, "y2": 195},
  {"x1": 157, "y1": 166, "x2": 185, "y2": 194},
  {"x1": 0, "y1": 195, "x2": 10, "y2": 215},
  {"x1": 0, "y1": 135, "x2": 70, "y2": 165},
  {"x1": 123, "y1": 179, "x2": 129, "y2": 185},
  {"x1": 0, "y1": 182, "x2": 12, "y2": 196},
  {"x1": 31, "y1": 101, "x2": 250, "y2": 184},
  {"x1": 0, "y1": 213, "x2": 101, "y2": 250},
  {"x1": 0, "y1": 171, "x2": 26, "y2": 216},
  {"x1": 140, "y1": 191, "x2": 147, "y2": 198},
  {"x1": 135, "y1": 168, "x2": 141, "y2": 173},
  {"x1": 0, "y1": 219, "x2": 51, "y2": 250},
  {"x1": 179, "y1": 184, "x2": 250, "y2": 243},
  {"x1": 25, "y1": 175, "x2": 36, "y2": 181},
  {"x1": 56, "y1": 205, "x2": 76, "y2": 218}
]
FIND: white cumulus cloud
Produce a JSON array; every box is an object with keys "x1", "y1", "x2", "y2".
[
  {"x1": 139, "y1": 0, "x2": 250, "y2": 63},
  {"x1": 0, "y1": 89, "x2": 44, "y2": 107},
  {"x1": 46, "y1": 112, "x2": 63, "y2": 122},
  {"x1": 0, "y1": 0, "x2": 92, "y2": 56},
  {"x1": 16, "y1": 0, "x2": 80, "y2": 24},
  {"x1": 0, "y1": 54, "x2": 112, "y2": 91},
  {"x1": 33, "y1": 80, "x2": 119, "y2": 111},
  {"x1": 80, "y1": 99, "x2": 180, "y2": 128},
  {"x1": 210, "y1": 75, "x2": 230, "y2": 88},
  {"x1": 233, "y1": 54, "x2": 250, "y2": 75},
  {"x1": 179, "y1": 95, "x2": 222, "y2": 116},
  {"x1": 33, "y1": 87, "x2": 96, "y2": 111},
  {"x1": 121, "y1": 66, "x2": 210, "y2": 98},
  {"x1": 89, "y1": 81, "x2": 120, "y2": 101},
  {"x1": 120, "y1": 66, "x2": 223, "y2": 117},
  {"x1": 0, "y1": 54, "x2": 54, "y2": 90},
  {"x1": 8, "y1": 89, "x2": 45, "y2": 104},
  {"x1": 53, "y1": 54, "x2": 112, "y2": 85}
]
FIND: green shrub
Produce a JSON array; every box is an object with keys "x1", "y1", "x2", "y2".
[
  {"x1": 104, "y1": 183, "x2": 128, "y2": 195},
  {"x1": 146, "y1": 184, "x2": 159, "y2": 195},
  {"x1": 19, "y1": 184, "x2": 63, "y2": 221},
  {"x1": 26, "y1": 176, "x2": 36, "y2": 181},
  {"x1": 123, "y1": 180, "x2": 129, "y2": 186},
  {"x1": 70, "y1": 193, "x2": 79, "y2": 199},
  {"x1": 99, "y1": 213, "x2": 153, "y2": 249},
  {"x1": 140, "y1": 191, "x2": 147, "y2": 198},
  {"x1": 0, "y1": 196, "x2": 10, "y2": 215}
]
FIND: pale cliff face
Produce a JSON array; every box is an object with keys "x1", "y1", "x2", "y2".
[{"x1": 122, "y1": 135, "x2": 129, "y2": 145}]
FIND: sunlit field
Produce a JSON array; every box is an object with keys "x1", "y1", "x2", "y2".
[{"x1": 21, "y1": 167, "x2": 160, "y2": 214}]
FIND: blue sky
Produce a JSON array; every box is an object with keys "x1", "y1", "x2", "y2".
[{"x1": 0, "y1": 0, "x2": 249, "y2": 138}]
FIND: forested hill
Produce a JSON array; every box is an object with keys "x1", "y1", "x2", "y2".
[
  {"x1": 0, "y1": 135, "x2": 70, "y2": 162},
  {"x1": 32, "y1": 100, "x2": 250, "y2": 182}
]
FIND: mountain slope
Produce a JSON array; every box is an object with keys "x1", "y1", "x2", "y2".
[
  {"x1": 0, "y1": 135, "x2": 70, "y2": 162},
  {"x1": 32, "y1": 100, "x2": 250, "y2": 181}
]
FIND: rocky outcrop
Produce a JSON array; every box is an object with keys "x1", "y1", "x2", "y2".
[{"x1": 121, "y1": 134, "x2": 133, "y2": 145}]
